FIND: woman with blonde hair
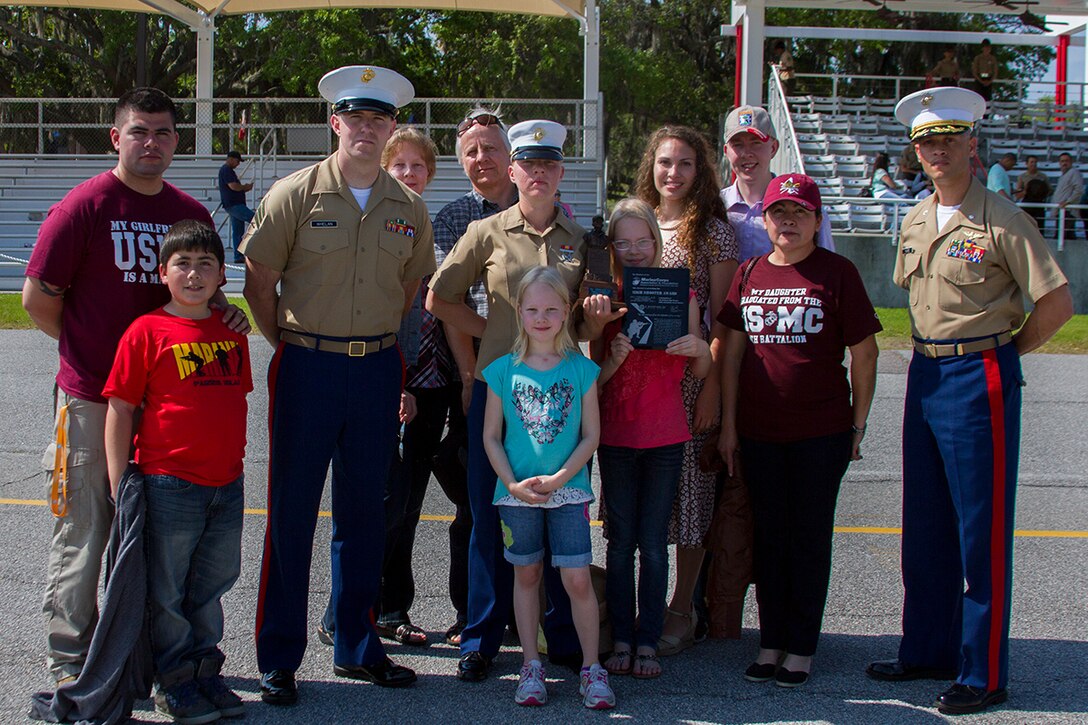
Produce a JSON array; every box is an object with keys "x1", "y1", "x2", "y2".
[{"x1": 634, "y1": 126, "x2": 739, "y2": 654}]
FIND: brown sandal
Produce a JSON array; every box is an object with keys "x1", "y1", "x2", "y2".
[
  {"x1": 376, "y1": 621, "x2": 429, "y2": 646},
  {"x1": 604, "y1": 649, "x2": 633, "y2": 676},
  {"x1": 633, "y1": 653, "x2": 662, "y2": 679}
]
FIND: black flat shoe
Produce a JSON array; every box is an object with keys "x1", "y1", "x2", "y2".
[
  {"x1": 259, "y1": 670, "x2": 298, "y2": 706},
  {"x1": 334, "y1": 657, "x2": 417, "y2": 688},
  {"x1": 866, "y1": 659, "x2": 957, "y2": 682},
  {"x1": 457, "y1": 651, "x2": 492, "y2": 682},
  {"x1": 744, "y1": 662, "x2": 778, "y2": 683},
  {"x1": 775, "y1": 668, "x2": 809, "y2": 688},
  {"x1": 316, "y1": 622, "x2": 334, "y2": 646},
  {"x1": 936, "y1": 683, "x2": 1008, "y2": 715}
]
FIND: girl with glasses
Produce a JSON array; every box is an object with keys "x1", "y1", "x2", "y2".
[{"x1": 591, "y1": 199, "x2": 710, "y2": 679}]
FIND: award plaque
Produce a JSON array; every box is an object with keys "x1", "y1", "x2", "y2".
[{"x1": 621, "y1": 267, "x2": 690, "y2": 349}]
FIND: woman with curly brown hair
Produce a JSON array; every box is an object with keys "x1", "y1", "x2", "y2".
[{"x1": 634, "y1": 126, "x2": 739, "y2": 655}]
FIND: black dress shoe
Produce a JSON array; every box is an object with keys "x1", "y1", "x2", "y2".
[
  {"x1": 457, "y1": 651, "x2": 492, "y2": 682},
  {"x1": 334, "y1": 657, "x2": 417, "y2": 688},
  {"x1": 744, "y1": 662, "x2": 778, "y2": 683},
  {"x1": 936, "y1": 683, "x2": 1008, "y2": 715},
  {"x1": 866, "y1": 659, "x2": 957, "y2": 682},
  {"x1": 316, "y1": 622, "x2": 334, "y2": 646},
  {"x1": 260, "y1": 670, "x2": 298, "y2": 706},
  {"x1": 775, "y1": 668, "x2": 810, "y2": 688}
]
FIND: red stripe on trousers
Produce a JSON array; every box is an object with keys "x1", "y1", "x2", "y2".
[
  {"x1": 982, "y1": 349, "x2": 1006, "y2": 692},
  {"x1": 254, "y1": 342, "x2": 285, "y2": 645}
]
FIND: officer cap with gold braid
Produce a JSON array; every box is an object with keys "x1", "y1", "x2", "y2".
[
  {"x1": 508, "y1": 120, "x2": 566, "y2": 162},
  {"x1": 318, "y1": 65, "x2": 414, "y2": 118},
  {"x1": 895, "y1": 87, "x2": 987, "y2": 141}
]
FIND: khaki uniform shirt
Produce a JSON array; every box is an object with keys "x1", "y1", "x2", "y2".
[
  {"x1": 240, "y1": 154, "x2": 435, "y2": 337},
  {"x1": 931, "y1": 58, "x2": 960, "y2": 80},
  {"x1": 973, "y1": 53, "x2": 998, "y2": 82},
  {"x1": 429, "y1": 204, "x2": 586, "y2": 380},
  {"x1": 894, "y1": 178, "x2": 1068, "y2": 341}
]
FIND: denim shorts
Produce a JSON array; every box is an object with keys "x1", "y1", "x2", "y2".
[{"x1": 497, "y1": 502, "x2": 592, "y2": 568}]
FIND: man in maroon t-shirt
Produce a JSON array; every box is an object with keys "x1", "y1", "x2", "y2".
[{"x1": 22, "y1": 88, "x2": 246, "y2": 686}]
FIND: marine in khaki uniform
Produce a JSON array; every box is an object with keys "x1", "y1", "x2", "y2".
[
  {"x1": 242, "y1": 65, "x2": 435, "y2": 705},
  {"x1": 426, "y1": 120, "x2": 621, "y2": 682},
  {"x1": 867, "y1": 87, "x2": 1073, "y2": 716}
]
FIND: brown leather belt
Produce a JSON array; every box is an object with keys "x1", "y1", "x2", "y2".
[
  {"x1": 912, "y1": 331, "x2": 1013, "y2": 359},
  {"x1": 280, "y1": 330, "x2": 397, "y2": 357}
]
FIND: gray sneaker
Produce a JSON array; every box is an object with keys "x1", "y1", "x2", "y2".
[
  {"x1": 154, "y1": 678, "x2": 221, "y2": 724},
  {"x1": 579, "y1": 663, "x2": 616, "y2": 710},
  {"x1": 196, "y1": 673, "x2": 245, "y2": 718}
]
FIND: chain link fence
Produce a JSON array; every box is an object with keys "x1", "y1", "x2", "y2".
[{"x1": 0, "y1": 97, "x2": 603, "y2": 160}]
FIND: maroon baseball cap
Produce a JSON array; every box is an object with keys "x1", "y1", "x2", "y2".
[{"x1": 762, "y1": 174, "x2": 822, "y2": 213}]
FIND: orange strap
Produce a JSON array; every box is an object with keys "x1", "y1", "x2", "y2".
[{"x1": 49, "y1": 404, "x2": 69, "y2": 518}]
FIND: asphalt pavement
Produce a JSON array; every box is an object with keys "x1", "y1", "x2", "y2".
[{"x1": 0, "y1": 329, "x2": 1085, "y2": 724}]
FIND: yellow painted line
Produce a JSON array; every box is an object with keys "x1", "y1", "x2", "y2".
[{"x1": 3, "y1": 499, "x2": 1085, "y2": 537}]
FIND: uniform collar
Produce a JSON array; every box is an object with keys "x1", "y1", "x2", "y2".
[
  {"x1": 500, "y1": 203, "x2": 579, "y2": 237},
  {"x1": 311, "y1": 154, "x2": 410, "y2": 212},
  {"x1": 909, "y1": 176, "x2": 987, "y2": 236}
]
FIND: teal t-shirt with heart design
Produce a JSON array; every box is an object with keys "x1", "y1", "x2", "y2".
[{"x1": 482, "y1": 351, "x2": 600, "y2": 506}]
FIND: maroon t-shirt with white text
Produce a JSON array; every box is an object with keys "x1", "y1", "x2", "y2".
[
  {"x1": 26, "y1": 171, "x2": 213, "y2": 403},
  {"x1": 718, "y1": 247, "x2": 882, "y2": 442}
]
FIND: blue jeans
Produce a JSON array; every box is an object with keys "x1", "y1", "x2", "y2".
[
  {"x1": 598, "y1": 443, "x2": 683, "y2": 650},
  {"x1": 498, "y1": 502, "x2": 593, "y2": 568},
  {"x1": 225, "y1": 204, "x2": 254, "y2": 254},
  {"x1": 145, "y1": 473, "x2": 244, "y2": 680}
]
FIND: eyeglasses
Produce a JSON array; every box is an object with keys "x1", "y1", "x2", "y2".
[
  {"x1": 457, "y1": 113, "x2": 501, "y2": 137},
  {"x1": 611, "y1": 238, "x2": 656, "y2": 252}
]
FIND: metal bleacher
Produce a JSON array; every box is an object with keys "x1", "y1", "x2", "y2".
[{"x1": 786, "y1": 91, "x2": 1088, "y2": 235}]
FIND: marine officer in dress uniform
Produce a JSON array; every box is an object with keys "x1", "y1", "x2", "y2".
[
  {"x1": 242, "y1": 65, "x2": 436, "y2": 704},
  {"x1": 866, "y1": 87, "x2": 1073, "y2": 716},
  {"x1": 427, "y1": 120, "x2": 621, "y2": 682}
]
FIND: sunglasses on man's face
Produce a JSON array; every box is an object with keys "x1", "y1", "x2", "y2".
[{"x1": 457, "y1": 113, "x2": 501, "y2": 137}]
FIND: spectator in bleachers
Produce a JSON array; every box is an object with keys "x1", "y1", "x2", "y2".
[
  {"x1": 1014, "y1": 155, "x2": 1049, "y2": 202},
  {"x1": 986, "y1": 153, "x2": 1016, "y2": 200},
  {"x1": 770, "y1": 41, "x2": 795, "y2": 97},
  {"x1": 721, "y1": 106, "x2": 834, "y2": 262},
  {"x1": 929, "y1": 48, "x2": 960, "y2": 88},
  {"x1": 1022, "y1": 178, "x2": 1050, "y2": 232},
  {"x1": 1052, "y1": 152, "x2": 1083, "y2": 240},
  {"x1": 971, "y1": 39, "x2": 998, "y2": 102},
  {"x1": 895, "y1": 145, "x2": 932, "y2": 197},
  {"x1": 870, "y1": 153, "x2": 908, "y2": 199}
]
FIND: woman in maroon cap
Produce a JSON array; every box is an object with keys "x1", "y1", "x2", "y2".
[{"x1": 716, "y1": 174, "x2": 881, "y2": 687}]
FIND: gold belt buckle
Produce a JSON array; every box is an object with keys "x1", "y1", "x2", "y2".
[{"x1": 348, "y1": 340, "x2": 370, "y2": 357}]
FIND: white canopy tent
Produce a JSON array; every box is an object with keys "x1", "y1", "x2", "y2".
[
  {"x1": 13, "y1": 0, "x2": 599, "y2": 152},
  {"x1": 731, "y1": 0, "x2": 1088, "y2": 107}
]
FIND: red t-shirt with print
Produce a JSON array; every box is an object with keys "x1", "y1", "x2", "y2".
[
  {"x1": 718, "y1": 247, "x2": 882, "y2": 442},
  {"x1": 103, "y1": 309, "x2": 252, "y2": 486}
]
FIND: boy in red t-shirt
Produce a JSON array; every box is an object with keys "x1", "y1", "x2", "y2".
[{"x1": 103, "y1": 220, "x2": 252, "y2": 724}]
